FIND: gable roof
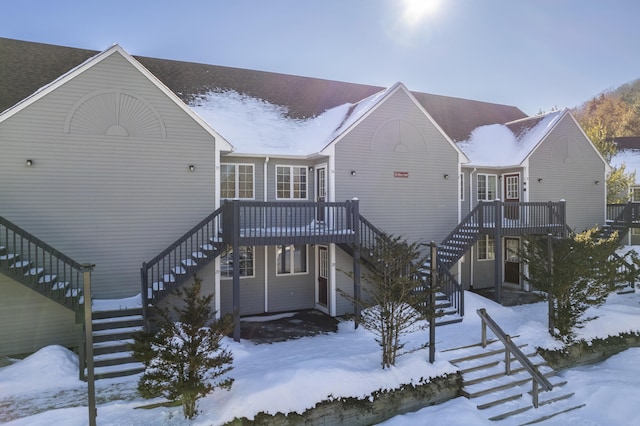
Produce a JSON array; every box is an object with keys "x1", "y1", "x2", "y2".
[
  {"x1": 457, "y1": 109, "x2": 567, "y2": 167},
  {"x1": 0, "y1": 37, "x2": 527, "y2": 148},
  {"x1": 0, "y1": 40, "x2": 232, "y2": 151}
]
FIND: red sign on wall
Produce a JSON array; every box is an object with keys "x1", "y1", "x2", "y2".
[{"x1": 394, "y1": 171, "x2": 409, "y2": 178}]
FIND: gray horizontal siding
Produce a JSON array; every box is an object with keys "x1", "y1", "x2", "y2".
[
  {"x1": 0, "y1": 275, "x2": 78, "y2": 356},
  {"x1": 528, "y1": 115, "x2": 606, "y2": 232},
  {"x1": 0, "y1": 52, "x2": 219, "y2": 299},
  {"x1": 335, "y1": 88, "x2": 460, "y2": 245}
]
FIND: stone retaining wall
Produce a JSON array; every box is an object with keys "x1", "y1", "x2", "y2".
[
  {"x1": 539, "y1": 332, "x2": 640, "y2": 370},
  {"x1": 226, "y1": 373, "x2": 461, "y2": 425}
]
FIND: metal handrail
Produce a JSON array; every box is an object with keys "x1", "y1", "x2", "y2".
[{"x1": 477, "y1": 308, "x2": 552, "y2": 408}]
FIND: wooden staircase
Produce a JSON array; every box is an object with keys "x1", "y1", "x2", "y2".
[
  {"x1": 445, "y1": 337, "x2": 584, "y2": 424},
  {"x1": 0, "y1": 216, "x2": 85, "y2": 314},
  {"x1": 142, "y1": 206, "x2": 224, "y2": 310},
  {"x1": 90, "y1": 308, "x2": 145, "y2": 380}
]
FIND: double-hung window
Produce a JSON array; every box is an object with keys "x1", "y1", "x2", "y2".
[
  {"x1": 221, "y1": 164, "x2": 254, "y2": 199},
  {"x1": 632, "y1": 187, "x2": 640, "y2": 203},
  {"x1": 276, "y1": 244, "x2": 308, "y2": 275},
  {"x1": 220, "y1": 246, "x2": 254, "y2": 278},
  {"x1": 477, "y1": 174, "x2": 497, "y2": 201},
  {"x1": 276, "y1": 165, "x2": 307, "y2": 199},
  {"x1": 477, "y1": 236, "x2": 495, "y2": 261}
]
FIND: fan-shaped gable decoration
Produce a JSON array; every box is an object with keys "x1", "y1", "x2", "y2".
[{"x1": 64, "y1": 88, "x2": 166, "y2": 138}]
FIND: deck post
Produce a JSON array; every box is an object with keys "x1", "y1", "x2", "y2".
[
  {"x1": 352, "y1": 199, "x2": 361, "y2": 328},
  {"x1": 429, "y1": 242, "x2": 437, "y2": 363},
  {"x1": 82, "y1": 263, "x2": 97, "y2": 426},
  {"x1": 559, "y1": 199, "x2": 567, "y2": 236},
  {"x1": 547, "y1": 233, "x2": 555, "y2": 335},
  {"x1": 494, "y1": 199, "x2": 503, "y2": 303},
  {"x1": 232, "y1": 199, "x2": 242, "y2": 342}
]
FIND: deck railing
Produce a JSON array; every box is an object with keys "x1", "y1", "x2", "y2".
[
  {"x1": 473, "y1": 200, "x2": 567, "y2": 235},
  {"x1": 0, "y1": 216, "x2": 85, "y2": 312},
  {"x1": 607, "y1": 202, "x2": 640, "y2": 228},
  {"x1": 141, "y1": 206, "x2": 224, "y2": 311},
  {"x1": 221, "y1": 199, "x2": 359, "y2": 246},
  {"x1": 438, "y1": 260, "x2": 464, "y2": 317}
]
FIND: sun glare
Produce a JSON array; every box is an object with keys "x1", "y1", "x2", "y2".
[{"x1": 402, "y1": 0, "x2": 440, "y2": 27}]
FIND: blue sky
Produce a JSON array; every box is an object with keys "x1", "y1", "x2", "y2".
[{"x1": 2, "y1": 0, "x2": 639, "y2": 115}]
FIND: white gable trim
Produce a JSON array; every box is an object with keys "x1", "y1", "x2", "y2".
[
  {"x1": 523, "y1": 109, "x2": 610, "y2": 172},
  {"x1": 320, "y1": 82, "x2": 470, "y2": 164},
  {"x1": 0, "y1": 44, "x2": 233, "y2": 152}
]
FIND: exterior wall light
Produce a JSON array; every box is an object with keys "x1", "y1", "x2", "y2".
[
  {"x1": 188, "y1": 165, "x2": 195, "y2": 172},
  {"x1": 350, "y1": 170, "x2": 356, "y2": 176},
  {"x1": 26, "y1": 159, "x2": 34, "y2": 167},
  {"x1": 595, "y1": 180, "x2": 600, "y2": 185},
  {"x1": 443, "y1": 174, "x2": 449, "y2": 179},
  {"x1": 537, "y1": 178, "x2": 543, "y2": 183}
]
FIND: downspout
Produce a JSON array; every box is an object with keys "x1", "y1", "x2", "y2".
[
  {"x1": 214, "y1": 139, "x2": 222, "y2": 317},
  {"x1": 327, "y1": 147, "x2": 338, "y2": 316},
  {"x1": 264, "y1": 156, "x2": 269, "y2": 312},
  {"x1": 522, "y1": 160, "x2": 530, "y2": 290}
]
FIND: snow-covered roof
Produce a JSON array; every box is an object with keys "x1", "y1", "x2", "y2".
[
  {"x1": 457, "y1": 109, "x2": 565, "y2": 167},
  {"x1": 190, "y1": 87, "x2": 388, "y2": 157}
]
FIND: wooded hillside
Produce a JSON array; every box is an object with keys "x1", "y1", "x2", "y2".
[{"x1": 572, "y1": 79, "x2": 640, "y2": 202}]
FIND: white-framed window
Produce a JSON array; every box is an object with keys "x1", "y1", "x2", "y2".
[
  {"x1": 220, "y1": 246, "x2": 255, "y2": 278},
  {"x1": 221, "y1": 164, "x2": 254, "y2": 199},
  {"x1": 460, "y1": 173, "x2": 465, "y2": 201},
  {"x1": 477, "y1": 236, "x2": 495, "y2": 261},
  {"x1": 276, "y1": 165, "x2": 307, "y2": 199},
  {"x1": 276, "y1": 244, "x2": 308, "y2": 275},
  {"x1": 477, "y1": 174, "x2": 498, "y2": 201},
  {"x1": 505, "y1": 175, "x2": 519, "y2": 200},
  {"x1": 632, "y1": 187, "x2": 640, "y2": 203}
]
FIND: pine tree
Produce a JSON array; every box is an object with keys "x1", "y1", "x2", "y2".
[
  {"x1": 520, "y1": 229, "x2": 621, "y2": 343},
  {"x1": 133, "y1": 276, "x2": 234, "y2": 419},
  {"x1": 342, "y1": 233, "x2": 430, "y2": 369}
]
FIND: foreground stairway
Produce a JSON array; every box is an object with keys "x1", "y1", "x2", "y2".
[
  {"x1": 445, "y1": 337, "x2": 584, "y2": 424},
  {"x1": 89, "y1": 308, "x2": 145, "y2": 380}
]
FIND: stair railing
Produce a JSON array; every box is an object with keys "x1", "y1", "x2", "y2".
[
  {"x1": 141, "y1": 206, "x2": 224, "y2": 313},
  {"x1": 437, "y1": 260, "x2": 464, "y2": 317},
  {"x1": 477, "y1": 308, "x2": 553, "y2": 408},
  {"x1": 0, "y1": 216, "x2": 85, "y2": 312}
]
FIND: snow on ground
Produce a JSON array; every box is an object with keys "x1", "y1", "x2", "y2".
[{"x1": 2, "y1": 289, "x2": 640, "y2": 425}]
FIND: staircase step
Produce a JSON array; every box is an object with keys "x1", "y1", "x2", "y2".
[
  {"x1": 435, "y1": 315, "x2": 463, "y2": 326},
  {"x1": 93, "y1": 326, "x2": 143, "y2": 343},
  {"x1": 462, "y1": 370, "x2": 557, "y2": 399},
  {"x1": 487, "y1": 392, "x2": 577, "y2": 421},
  {"x1": 92, "y1": 308, "x2": 144, "y2": 319},
  {"x1": 93, "y1": 340, "x2": 134, "y2": 356},
  {"x1": 24, "y1": 267, "x2": 44, "y2": 277},
  {"x1": 92, "y1": 315, "x2": 144, "y2": 331},
  {"x1": 449, "y1": 343, "x2": 528, "y2": 364},
  {"x1": 94, "y1": 352, "x2": 138, "y2": 368},
  {"x1": 9, "y1": 260, "x2": 31, "y2": 271},
  {"x1": 518, "y1": 403, "x2": 586, "y2": 425},
  {"x1": 181, "y1": 258, "x2": 197, "y2": 267},
  {"x1": 0, "y1": 253, "x2": 19, "y2": 262},
  {"x1": 92, "y1": 362, "x2": 145, "y2": 380},
  {"x1": 192, "y1": 251, "x2": 207, "y2": 259},
  {"x1": 38, "y1": 274, "x2": 57, "y2": 284}
]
